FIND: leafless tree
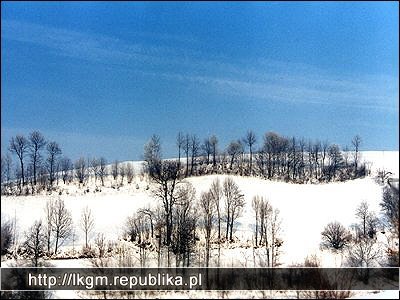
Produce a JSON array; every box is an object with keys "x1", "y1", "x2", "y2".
[
  {"x1": 321, "y1": 221, "x2": 351, "y2": 250},
  {"x1": 200, "y1": 190, "x2": 215, "y2": 266},
  {"x1": 125, "y1": 162, "x2": 134, "y2": 184},
  {"x1": 9, "y1": 135, "x2": 28, "y2": 185},
  {"x1": 227, "y1": 140, "x2": 242, "y2": 171},
  {"x1": 90, "y1": 158, "x2": 100, "y2": 184},
  {"x1": 95, "y1": 233, "x2": 106, "y2": 258},
  {"x1": 44, "y1": 199, "x2": 54, "y2": 255},
  {"x1": 52, "y1": 198, "x2": 73, "y2": 254},
  {"x1": 355, "y1": 201, "x2": 369, "y2": 238},
  {"x1": 190, "y1": 135, "x2": 200, "y2": 175},
  {"x1": 1, "y1": 154, "x2": 12, "y2": 193},
  {"x1": 321, "y1": 140, "x2": 329, "y2": 178},
  {"x1": 24, "y1": 220, "x2": 45, "y2": 267},
  {"x1": 176, "y1": 132, "x2": 185, "y2": 167},
  {"x1": 125, "y1": 213, "x2": 141, "y2": 242},
  {"x1": 183, "y1": 134, "x2": 190, "y2": 177},
  {"x1": 60, "y1": 157, "x2": 72, "y2": 184},
  {"x1": 98, "y1": 157, "x2": 107, "y2": 186},
  {"x1": 313, "y1": 140, "x2": 321, "y2": 179},
  {"x1": 172, "y1": 182, "x2": 197, "y2": 267},
  {"x1": 74, "y1": 157, "x2": 87, "y2": 184},
  {"x1": 223, "y1": 177, "x2": 245, "y2": 241},
  {"x1": 81, "y1": 206, "x2": 95, "y2": 248},
  {"x1": 46, "y1": 141, "x2": 62, "y2": 187},
  {"x1": 202, "y1": 138, "x2": 212, "y2": 165},
  {"x1": 209, "y1": 178, "x2": 222, "y2": 241},
  {"x1": 243, "y1": 130, "x2": 257, "y2": 175},
  {"x1": 137, "y1": 207, "x2": 155, "y2": 238},
  {"x1": 209, "y1": 135, "x2": 218, "y2": 168},
  {"x1": 327, "y1": 144, "x2": 343, "y2": 180},
  {"x1": 144, "y1": 135, "x2": 181, "y2": 247},
  {"x1": 352, "y1": 135, "x2": 361, "y2": 172},
  {"x1": 252, "y1": 195, "x2": 261, "y2": 245},
  {"x1": 119, "y1": 163, "x2": 126, "y2": 185},
  {"x1": 112, "y1": 160, "x2": 119, "y2": 182},
  {"x1": 268, "y1": 207, "x2": 282, "y2": 267},
  {"x1": 143, "y1": 134, "x2": 162, "y2": 164},
  {"x1": 28, "y1": 131, "x2": 46, "y2": 186},
  {"x1": 347, "y1": 238, "x2": 382, "y2": 270},
  {"x1": 381, "y1": 183, "x2": 399, "y2": 237}
]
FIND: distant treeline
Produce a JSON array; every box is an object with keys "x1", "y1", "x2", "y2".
[
  {"x1": 1, "y1": 130, "x2": 365, "y2": 195},
  {"x1": 149, "y1": 131, "x2": 366, "y2": 183}
]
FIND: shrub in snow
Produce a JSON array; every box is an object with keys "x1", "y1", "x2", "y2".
[{"x1": 80, "y1": 246, "x2": 96, "y2": 258}]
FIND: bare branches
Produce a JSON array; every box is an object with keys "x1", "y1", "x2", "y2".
[
  {"x1": 81, "y1": 206, "x2": 95, "y2": 248},
  {"x1": 321, "y1": 221, "x2": 351, "y2": 250}
]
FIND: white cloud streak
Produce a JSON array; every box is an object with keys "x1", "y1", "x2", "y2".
[{"x1": 2, "y1": 19, "x2": 398, "y2": 112}]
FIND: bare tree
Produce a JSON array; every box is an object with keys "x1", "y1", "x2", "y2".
[
  {"x1": 46, "y1": 141, "x2": 62, "y2": 187},
  {"x1": 183, "y1": 134, "x2": 190, "y2": 177},
  {"x1": 95, "y1": 233, "x2": 106, "y2": 258},
  {"x1": 190, "y1": 135, "x2": 200, "y2": 175},
  {"x1": 126, "y1": 162, "x2": 134, "y2": 184},
  {"x1": 74, "y1": 157, "x2": 87, "y2": 184},
  {"x1": 321, "y1": 221, "x2": 351, "y2": 250},
  {"x1": 209, "y1": 135, "x2": 218, "y2": 169},
  {"x1": 28, "y1": 131, "x2": 46, "y2": 186},
  {"x1": 176, "y1": 132, "x2": 185, "y2": 167},
  {"x1": 327, "y1": 144, "x2": 343, "y2": 180},
  {"x1": 381, "y1": 183, "x2": 399, "y2": 237},
  {"x1": 144, "y1": 135, "x2": 181, "y2": 247},
  {"x1": 24, "y1": 220, "x2": 45, "y2": 267},
  {"x1": 112, "y1": 160, "x2": 119, "y2": 182},
  {"x1": 137, "y1": 207, "x2": 155, "y2": 238},
  {"x1": 200, "y1": 190, "x2": 215, "y2": 267},
  {"x1": 347, "y1": 238, "x2": 382, "y2": 268},
  {"x1": 98, "y1": 157, "x2": 107, "y2": 186},
  {"x1": 210, "y1": 178, "x2": 222, "y2": 241},
  {"x1": 44, "y1": 199, "x2": 54, "y2": 255},
  {"x1": 252, "y1": 195, "x2": 261, "y2": 245},
  {"x1": 321, "y1": 140, "x2": 329, "y2": 179},
  {"x1": 60, "y1": 157, "x2": 72, "y2": 184},
  {"x1": 143, "y1": 134, "x2": 162, "y2": 164},
  {"x1": 90, "y1": 158, "x2": 100, "y2": 184},
  {"x1": 355, "y1": 201, "x2": 369, "y2": 237},
  {"x1": 52, "y1": 198, "x2": 73, "y2": 254},
  {"x1": 202, "y1": 138, "x2": 212, "y2": 165},
  {"x1": 172, "y1": 182, "x2": 197, "y2": 267},
  {"x1": 80, "y1": 206, "x2": 95, "y2": 248},
  {"x1": 119, "y1": 163, "x2": 126, "y2": 185},
  {"x1": 352, "y1": 135, "x2": 362, "y2": 172},
  {"x1": 243, "y1": 130, "x2": 257, "y2": 175},
  {"x1": 9, "y1": 135, "x2": 28, "y2": 185},
  {"x1": 1, "y1": 154, "x2": 12, "y2": 193},
  {"x1": 227, "y1": 140, "x2": 242, "y2": 171},
  {"x1": 223, "y1": 177, "x2": 245, "y2": 241}
]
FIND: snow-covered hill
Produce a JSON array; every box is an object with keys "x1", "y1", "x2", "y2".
[{"x1": 1, "y1": 151, "x2": 398, "y2": 298}]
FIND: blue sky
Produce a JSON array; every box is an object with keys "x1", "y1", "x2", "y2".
[{"x1": 1, "y1": 1, "x2": 399, "y2": 161}]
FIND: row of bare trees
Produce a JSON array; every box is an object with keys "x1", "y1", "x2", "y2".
[
  {"x1": 2, "y1": 131, "x2": 141, "y2": 195},
  {"x1": 3, "y1": 200, "x2": 102, "y2": 266},
  {"x1": 173, "y1": 131, "x2": 365, "y2": 183}
]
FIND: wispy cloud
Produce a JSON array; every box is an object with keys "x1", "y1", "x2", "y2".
[{"x1": 2, "y1": 19, "x2": 398, "y2": 112}]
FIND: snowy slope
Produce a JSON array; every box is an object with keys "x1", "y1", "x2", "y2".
[{"x1": 2, "y1": 151, "x2": 398, "y2": 267}]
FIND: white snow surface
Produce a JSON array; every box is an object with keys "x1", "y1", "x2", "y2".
[{"x1": 1, "y1": 151, "x2": 398, "y2": 298}]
